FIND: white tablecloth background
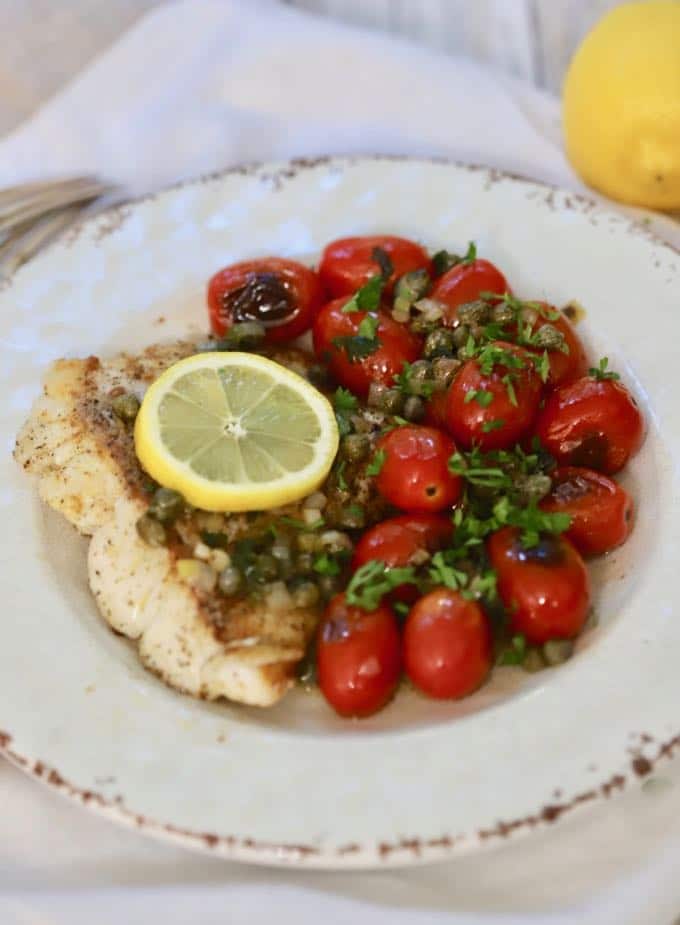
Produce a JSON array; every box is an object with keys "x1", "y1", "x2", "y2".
[{"x1": 2, "y1": 2, "x2": 680, "y2": 922}]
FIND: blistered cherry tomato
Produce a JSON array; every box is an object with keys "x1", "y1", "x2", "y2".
[
  {"x1": 431, "y1": 258, "x2": 510, "y2": 325},
  {"x1": 445, "y1": 342, "x2": 542, "y2": 451},
  {"x1": 403, "y1": 589, "x2": 492, "y2": 699},
  {"x1": 523, "y1": 306, "x2": 588, "y2": 388},
  {"x1": 316, "y1": 593, "x2": 402, "y2": 717},
  {"x1": 319, "y1": 235, "x2": 430, "y2": 298},
  {"x1": 540, "y1": 466, "x2": 634, "y2": 556},
  {"x1": 534, "y1": 375, "x2": 644, "y2": 474},
  {"x1": 376, "y1": 426, "x2": 462, "y2": 513},
  {"x1": 487, "y1": 527, "x2": 590, "y2": 644},
  {"x1": 352, "y1": 514, "x2": 453, "y2": 601},
  {"x1": 207, "y1": 257, "x2": 324, "y2": 343},
  {"x1": 312, "y1": 297, "x2": 421, "y2": 397}
]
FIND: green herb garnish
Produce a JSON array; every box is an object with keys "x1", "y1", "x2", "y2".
[
  {"x1": 481, "y1": 418, "x2": 505, "y2": 433},
  {"x1": 345, "y1": 560, "x2": 418, "y2": 610},
  {"x1": 366, "y1": 448, "x2": 387, "y2": 477},
  {"x1": 589, "y1": 356, "x2": 620, "y2": 381},
  {"x1": 341, "y1": 275, "x2": 384, "y2": 314},
  {"x1": 462, "y1": 240, "x2": 477, "y2": 264}
]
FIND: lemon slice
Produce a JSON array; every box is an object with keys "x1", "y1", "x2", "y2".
[{"x1": 134, "y1": 352, "x2": 339, "y2": 512}]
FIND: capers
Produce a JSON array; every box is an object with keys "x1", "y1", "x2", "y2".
[
  {"x1": 317, "y1": 574, "x2": 341, "y2": 599},
  {"x1": 221, "y1": 321, "x2": 267, "y2": 350},
  {"x1": 136, "y1": 513, "x2": 167, "y2": 547},
  {"x1": 307, "y1": 363, "x2": 333, "y2": 389},
  {"x1": 456, "y1": 300, "x2": 490, "y2": 326},
  {"x1": 492, "y1": 302, "x2": 516, "y2": 326},
  {"x1": 367, "y1": 382, "x2": 389, "y2": 410},
  {"x1": 523, "y1": 648, "x2": 547, "y2": 673},
  {"x1": 543, "y1": 639, "x2": 574, "y2": 666},
  {"x1": 296, "y1": 649, "x2": 317, "y2": 686},
  {"x1": 515, "y1": 473, "x2": 552, "y2": 504},
  {"x1": 218, "y1": 565, "x2": 242, "y2": 596},
  {"x1": 431, "y1": 356, "x2": 461, "y2": 388},
  {"x1": 252, "y1": 553, "x2": 279, "y2": 583},
  {"x1": 452, "y1": 324, "x2": 472, "y2": 349},
  {"x1": 423, "y1": 328, "x2": 456, "y2": 359},
  {"x1": 337, "y1": 504, "x2": 366, "y2": 530},
  {"x1": 111, "y1": 393, "x2": 140, "y2": 423},
  {"x1": 393, "y1": 269, "x2": 430, "y2": 314},
  {"x1": 295, "y1": 552, "x2": 315, "y2": 574},
  {"x1": 296, "y1": 531, "x2": 320, "y2": 554},
  {"x1": 405, "y1": 359, "x2": 434, "y2": 396},
  {"x1": 530, "y1": 324, "x2": 566, "y2": 352},
  {"x1": 292, "y1": 581, "x2": 321, "y2": 608},
  {"x1": 148, "y1": 487, "x2": 185, "y2": 523},
  {"x1": 403, "y1": 395, "x2": 425, "y2": 422},
  {"x1": 341, "y1": 433, "x2": 370, "y2": 462}
]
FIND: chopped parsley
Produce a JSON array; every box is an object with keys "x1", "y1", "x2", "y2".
[
  {"x1": 462, "y1": 240, "x2": 477, "y2": 264},
  {"x1": 333, "y1": 387, "x2": 358, "y2": 436},
  {"x1": 278, "y1": 515, "x2": 325, "y2": 531},
  {"x1": 464, "y1": 388, "x2": 494, "y2": 407},
  {"x1": 449, "y1": 452, "x2": 512, "y2": 490},
  {"x1": 332, "y1": 316, "x2": 381, "y2": 363},
  {"x1": 313, "y1": 550, "x2": 349, "y2": 576},
  {"x1": 501, "y1": 374, "x2": 518, "y2": 407},
  {"x1": 428, "y1": 551, "x2": 468, "y2": 590},
  {"x1": 366, "y1": 448, "x2": 387, "y2": 477},
  {"x1": 393, "y1": 601, "x2": 410, "y2": 618},
  {"x1": 481, "y1": 418, "x2": 505, "y2": 433},
  {"x1": 493, "y1": 497, "x2": 571, "y2": 549},
  {"x1": 532, "y1": 350, "x2": 551, "y2": 383},
  {"x1": 341, "y1": 275, "x2": 384, "y2": 314},
  {"x1": 335, "y1": 459, "x2": 348, "y2": 491},
  {"x1": 498, "y1": 634, "x2": 527, "y2": 666},
  {"x1": 476, "y1": 343, "x2": 525, "y2": 377},
  {"x1": 589, "y1": 356, "x2": 620, "y2": 381},
  {"x1": 345, "y1": 560, "x2": 418, "y2": 611},
  {"x1": 333, "y1": 387, "x2": 358, "y2": 412}
]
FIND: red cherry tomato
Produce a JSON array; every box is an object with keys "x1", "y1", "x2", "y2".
[
  {"x1": 352, "y1": 514, "x2": 453, "y2": 601},
  {"x1": 540, "y1": 466, "x2": 634, "y2": 556},
  {"x1": 403, "y1": 589, "x2": 492, "y2": 699},
  {"x1": 316, "y1": 593, "x2": 402, "y2": 717},
  {"x1": 319, "y1": 235, "x2": 431, "y2": 298},
  {"x1": 534, "y1": 375, "x2": 644, "y2": 474},
  {"x1": 376, "y1": 426, "x2": 463, "y2": 513},
  {"x1": 207, "y1": 257, "x2": 324, "y2": 343},
  {"x1": 445, "y1": 341, "x2": 542, "y2": 451},
  {"x1": 312, "y1": 297, "x2": 421, "y2": 397},
  {"x1": 487, "y1": 527, "x2": 590, "y2": 644},
  {"x1": 523, "y1": 306, "x2": 588, "y2": 388},
  {"x1": 424, "y1": 389, "x2": 449, "y2": 429},
  {"x1": 430, "y1": 259, "x2": 510, "y2": 326}
]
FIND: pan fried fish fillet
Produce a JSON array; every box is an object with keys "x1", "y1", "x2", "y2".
[{"x1": 15, "y1": 342, "x2": 319, "y2": 707}]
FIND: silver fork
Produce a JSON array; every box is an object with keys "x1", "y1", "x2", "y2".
[{"x1": 0, "y1": 175, "x2": 119, "y2": 278}]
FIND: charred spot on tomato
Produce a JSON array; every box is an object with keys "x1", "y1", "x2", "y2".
[
  {"x1": 515, "y1": 534, "x2": 565, "y2": 566},
  {"x1": 223, "y1": 272, "x2": 296, "y2": 328},
  {"x1": 566, "y1": 432, "x2": 609, "y2": 470},
  {"x1": 425, "y1": 485, "x2": 438, "y2": 497}
]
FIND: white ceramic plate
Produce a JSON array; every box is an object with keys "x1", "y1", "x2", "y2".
[{"x1": 1, "y1": 157, "x2": 678, "y2": 869}]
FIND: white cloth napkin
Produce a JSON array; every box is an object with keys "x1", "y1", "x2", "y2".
[{"x1": 2, "y1": 2, "x2": 680, "y2": 923}]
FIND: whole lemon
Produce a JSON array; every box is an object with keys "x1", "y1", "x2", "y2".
[{"x1": 563, "y1": 1, "x2": 680, "y2": 210}]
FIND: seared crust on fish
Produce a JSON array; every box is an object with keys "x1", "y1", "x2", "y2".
[{"x1": 15, "y1": 342, "x2": 319, "y2": 707}]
